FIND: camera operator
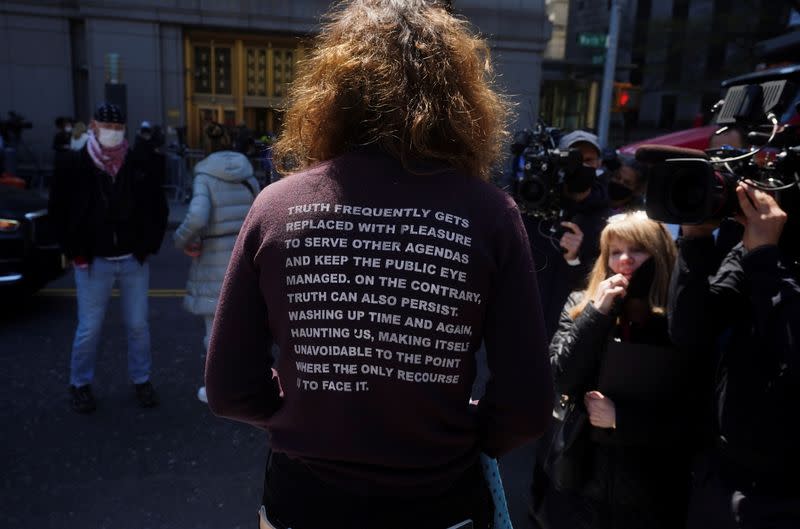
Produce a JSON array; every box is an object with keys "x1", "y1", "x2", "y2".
[
  {"x1": 669, "y1": 182, "x2": 800, "y2": 528},
  {"x1": 523, "y1": 130, "x2": 610, "y2": 340},
  {"x1": 525, "y1": 130, "x2": 610, "y2": 527},
  {"x1": 608, "y1": 156, "x2": 646, "y2": 214}
]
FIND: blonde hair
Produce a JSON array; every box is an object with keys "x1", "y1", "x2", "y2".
[
  {"x1": 569, "y1": 211, "x2": 677, "y2": 320},
  {"x1": 272, "y1": 0, "x2": 510, "y2": 179}
]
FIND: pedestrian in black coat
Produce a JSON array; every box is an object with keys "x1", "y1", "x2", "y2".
[
  {"x1": 542, "y1": 212, "x2": 697, "y2": 529},
  {"x1": 50, "y1": 139, "x2": 167, "y2": 263},
  {"x1": 48, "y1": 103, "x2": 168, "y2": 415},
  {"x1": 523, "y1": 130, "x2": 611, "y2": 340},
  {"x1": 669, "y1": 181, "x2": 800, "y2": 529}
]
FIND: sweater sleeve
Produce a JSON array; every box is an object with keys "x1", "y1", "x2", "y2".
[
  {"x1": 477, "y1": 204, "x2": 554, "y2": 457},
  {"x1": 205, "y1": 202, "x2": 282, "y2": 429}
]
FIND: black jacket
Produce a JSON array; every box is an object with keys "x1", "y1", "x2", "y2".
[
  {"x1": 550, "y1": 292, "x2": 695, "y2": 512},
  {"x1": 669, "y1": 237, "x2": 800, "y2": 489},
  {"x1": 49, "y1": 146, "x2": 168, "y2": 263}
]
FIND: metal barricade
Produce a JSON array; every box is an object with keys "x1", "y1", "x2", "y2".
[{"x1": 163, "y1": 148, "x2": 205, "y2": 203}]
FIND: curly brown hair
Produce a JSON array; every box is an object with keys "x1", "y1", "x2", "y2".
[{"x1": 272, "y1": 0, "x2": 510, "y2": 180}]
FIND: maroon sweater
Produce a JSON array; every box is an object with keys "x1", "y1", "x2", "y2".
[{"x1": 206, "y1": 150, "x2": 553, "y2": 495}]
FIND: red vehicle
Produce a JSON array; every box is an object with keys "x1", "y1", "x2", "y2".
[
  {"x1": 619, "y1": 64, "x2": 800, "y2": 155},
  {"x1": 618, "y1": 125, "x2": 718, "y2": 156}
]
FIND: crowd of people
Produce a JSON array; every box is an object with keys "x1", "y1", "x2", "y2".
[
  {"x1": 514, "y1": 93, "x2": 798, "y2": 529},
  {"x1": 43, "y1": 1, "x2": 798, "y2": 528}
]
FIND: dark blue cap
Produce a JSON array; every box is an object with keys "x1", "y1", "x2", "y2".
[{"x1": 94, "y1": 103, "x2": 125, "y2": 124}]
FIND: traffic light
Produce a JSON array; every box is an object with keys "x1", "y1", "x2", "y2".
[{"x1": 612, "y1": 82, "x2": 640, "y2": 112}]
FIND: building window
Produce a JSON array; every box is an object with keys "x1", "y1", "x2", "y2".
[
  {"x1": 215, "y1": 47, "x2": 232, "y2": 94},
  {"x1": 194, "y1": 46, "x2": 211, "y2": 94},
  {"x1": 706, "y1": 0, "x2": 732, "y2": 77},
  {"x1": 192, "y1": 44, "x2": 232, "y2": 96},
  {"x1": 630, "y1": 0, "x2": 652, "y2": 86},
  {"x1": 540, "y1": 80, "x2": 597, "y2": 131},
  {"x1": 664, "y1": 0, "x2": 690, "y2": 84},
  {"x1": 186, "y1": 32, "x2": 303, "y2": 148},
  {"x1": 273, "y1": 49, "x2": 295, "y2": 98},
  {"x1": 246, "y1": 47, "x2": 268, "y2": 96}
]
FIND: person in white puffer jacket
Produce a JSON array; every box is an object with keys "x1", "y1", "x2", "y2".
[{"x1": 174, "y1": 122, "x2": 260, "y2": 402}]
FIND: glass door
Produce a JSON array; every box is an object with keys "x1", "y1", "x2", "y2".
[{"x1": 186, "y1": 32, "x2": 303, "y2": 148}]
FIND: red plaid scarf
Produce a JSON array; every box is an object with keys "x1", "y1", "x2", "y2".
[{"x1": 87, "y1": 131, "x2": 128, "y2": 178}]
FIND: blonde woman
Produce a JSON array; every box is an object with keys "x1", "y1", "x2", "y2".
[{"x1": 546, "y1": 211, "x2": 696, "y2": 529}]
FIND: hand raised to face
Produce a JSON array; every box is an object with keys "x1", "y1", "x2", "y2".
[{"x1": 591, "y1": 273, "x2": 628, "y2": 315}]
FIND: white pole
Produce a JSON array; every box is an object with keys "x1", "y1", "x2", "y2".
[{"x1": 597, "y1": 0, "x2": 622, "y2": 149}]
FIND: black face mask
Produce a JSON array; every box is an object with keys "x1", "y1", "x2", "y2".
[
  {"x1": 626, "y1": 257, "x2": 655, "y2": 300},
  {"x1": 608, "y1": 181, "x2": 634, "y2": 202}
]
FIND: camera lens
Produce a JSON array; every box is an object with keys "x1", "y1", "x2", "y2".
[
  {"x1": 670, "y1": 168, "x2": 707, "y2": 213},
  {"x1": 520, "y1": 178, "x2": 546, "y2": 206}
]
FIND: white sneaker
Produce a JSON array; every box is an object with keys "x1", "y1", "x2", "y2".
[{"x1": 197, "y1": 386, "x2": 208, "y2": 403}]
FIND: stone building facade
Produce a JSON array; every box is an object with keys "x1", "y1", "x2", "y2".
[
  {"x1": 0, "y1": 1, "x2": 550, "y2": 172},
  {"x1": 544, "y1": 0, "x2": 792, "y2": 142}
]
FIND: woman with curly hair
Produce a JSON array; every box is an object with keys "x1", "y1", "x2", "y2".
[
  {"x1": 205, "y1": 1, "x2": 554, "y2": 528},
  {"x1": 545, "y1": 212, "x2": 697, "y2": 529}
]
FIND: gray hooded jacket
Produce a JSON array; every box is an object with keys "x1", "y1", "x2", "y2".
[{"x1": 174, "y1": 150, "x2": 259, "y2": 315}]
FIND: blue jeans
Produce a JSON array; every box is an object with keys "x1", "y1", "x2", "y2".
[{"x1": 70, "y1": 256, "x2": 151, "y2": 387}]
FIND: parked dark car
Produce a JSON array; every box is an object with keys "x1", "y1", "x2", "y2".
[{"x1": 0, "y1": 183, "x2": 65, "y2": 294}]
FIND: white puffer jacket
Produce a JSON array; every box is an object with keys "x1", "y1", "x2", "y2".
[{"x1": 174, "y1": 150, "x2": 259, "y2": 315}]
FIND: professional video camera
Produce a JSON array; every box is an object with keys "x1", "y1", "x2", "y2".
[
  {"x1": 642, "y1": 66, "x2": 800, "y2": 227},
  {"x1": 510, "y1": 119, "x2": 597, "y2": 220},
  {"x1": 0, "y1": 111, "x2": 33, "y2": 145}
]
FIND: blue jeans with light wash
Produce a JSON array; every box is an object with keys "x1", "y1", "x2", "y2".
[{"x1": 70, "y1": 256, "x2": 151, "y2": 387}]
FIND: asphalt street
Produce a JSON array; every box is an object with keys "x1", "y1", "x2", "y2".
[{"x1": 1, "y1": 218, "x2": 541, "y2": 529}]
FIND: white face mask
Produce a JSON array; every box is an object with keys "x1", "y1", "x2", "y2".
[
  {"x1": 64, "y1": 126, "x2": 73, "y2": 133},
  {"x1": 97, "y1": 127, "x2": 125, "y2": 148}
]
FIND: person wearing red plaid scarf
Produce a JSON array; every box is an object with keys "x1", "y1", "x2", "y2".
[{"x1": 49, "y1": 103, "x2": 168, "y2": 414}]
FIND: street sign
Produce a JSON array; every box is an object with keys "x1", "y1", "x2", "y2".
[{"x1": 578, "y1": 33, "x2": 608, "y2": 48}]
